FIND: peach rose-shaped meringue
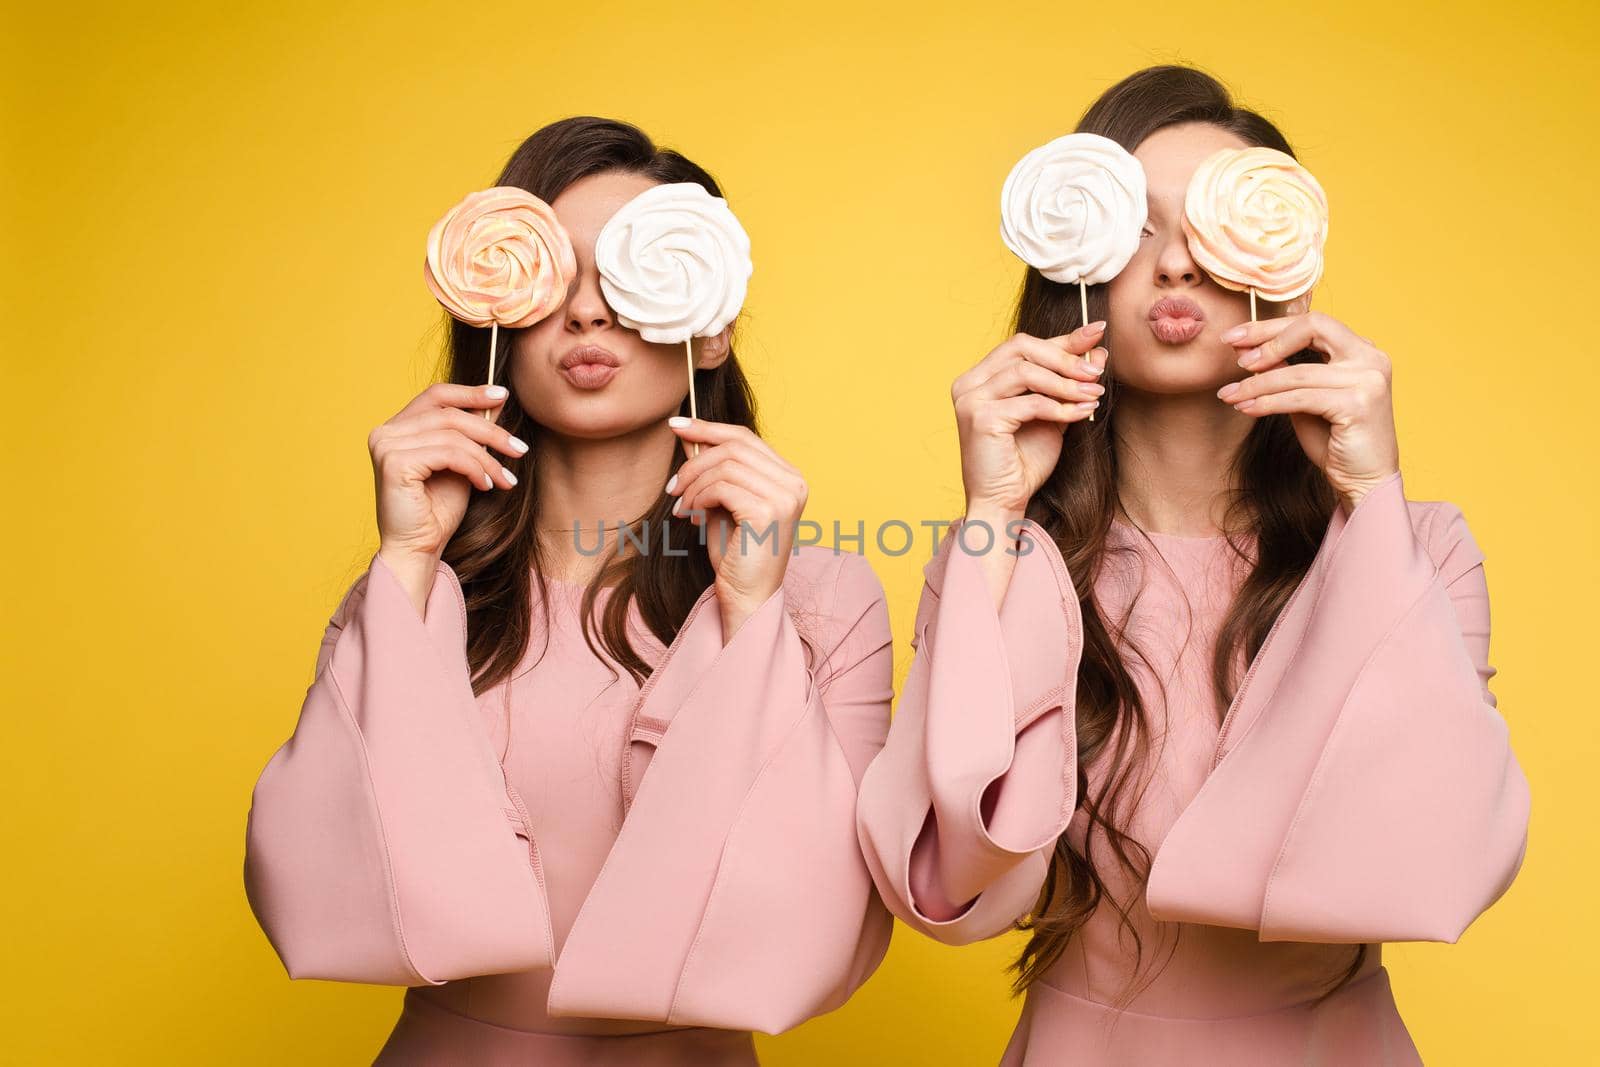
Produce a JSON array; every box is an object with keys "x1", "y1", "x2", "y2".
[
  {"x1": 423, "y1": 186, "x2": 577, "y2": 328},
  {"x1": 594, "y1": 182, "x2": 753, "y2": 345},
  {"x1": 1000, "y1": 132, "x2": 1147, "y2": 285},
  {"x1": 1181, "y1": 146, "x2": 1329, "y2": 302}
]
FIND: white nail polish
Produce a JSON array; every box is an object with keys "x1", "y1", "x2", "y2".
[
  {"x1": 665, "y1": 474, "x2": 678, "y2": 494},
  {"x1": 668, "y1": 416, "x2": 691, "y2": 428}
]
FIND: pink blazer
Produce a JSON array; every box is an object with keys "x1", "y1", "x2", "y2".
[
  {"x1": 855, "y1": 469, "x2": 1530, "y2": 946},
  {"x1": 243, "y1": 546, "x2": 895, "y2": 1035}
]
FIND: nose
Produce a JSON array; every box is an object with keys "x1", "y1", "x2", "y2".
[
  {"x1": 564, "y1": 261, "x2": 614, "y2": 333},
  {"x1": 1153, "y1": 226, "x2": 1203, "y2": 289}
]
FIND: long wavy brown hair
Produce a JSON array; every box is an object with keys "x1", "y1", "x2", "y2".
[
  {"x1": 435, "y1": 117, "x2": 813, "y2": 706},
  {"x1": 1005, "y1": 66, "x2": 1364, "y2": 1007}
]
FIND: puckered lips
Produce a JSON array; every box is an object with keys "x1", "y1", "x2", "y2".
[
  {"x1": 1147, "y1": 295, "x2": 1206, "y2": 345},
  {"x1": 559, "y1": 344, "x2": 622, "y2": 390}
]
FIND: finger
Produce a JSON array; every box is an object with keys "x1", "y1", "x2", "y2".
[
  {"x1": 666, "y1": 424, "x2": 806, "y2": 492},
  {"x1": 1228, "y1": 386, "x2": 1347, "y2": 420},
  {"x1": 674, "y1": 457, "x2": 788, "y2": 522},
  {"x1": 972, "y1": 360, "x2": 1105, "y2": 405},
  {"x1": 679, "y1": 481, "x2": 771, "y2": 538},
  {"x1": 696, "y1": 436, "x2": 796, "y2": 485},
  {"x1": 379, "y1": 428, "x2": 518, "y2": 489},
  {"x1": 668, "y1": 441, "x2": 799, "y2": 502},
  {"x1": 1232, "y1": 313, "x2": 1368, "y2": 372},
  {"x1": 977, "y1": 342, "x2": 1107, "y2": 399},
  {"x1": 700, "y1": 424, "x2": 800, "y2": 478},
  {"x1": 955, "y1": 322, "x2": 1106, "y2": 399},
  {"x1": 378, "y1": 438, "x2": 513, "y2": 492},
  {"x1": 397, "y1": 382, "x2": 510, "y2": 422},
  {"x1": 665, "y1": 417, "x2": 774, "y2": 456},
  {"x1": 977, "y1": 394, "x2": 1100, "y2": 433},
  {"x1": 387, "y1": 404, "x2": 530, "y2": 460},
  {"x1": 1216, "y1": 362, "x2": 1356, "y2": 404}
]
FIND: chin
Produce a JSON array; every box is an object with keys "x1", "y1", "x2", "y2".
[
  {"x1": 545, "y1": 411, "x2": 655, "y2": 441},
  {"x1": 1114, "y1": 353, "x2": 1238, "y2": 393}
]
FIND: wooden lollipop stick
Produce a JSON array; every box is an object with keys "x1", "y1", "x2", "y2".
[
  {"x1": 1249, "y1": 287, "x2": 1258, "y2": 323},
  {"x1": 483, "y1": 321, "x2": 499, "y2": 421},
  {"x1": 1081, "y1": 280, "x2": 1096, "y2": 423},
  {"x1": 684, "y1": 338, "x2": 700, "y2": 458}
]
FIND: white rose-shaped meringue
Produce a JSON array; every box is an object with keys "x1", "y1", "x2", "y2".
[
  {"x1": 594, "y1": 182, "x2": 753, "y2": 344},
  {"x1": 1000, "y1": 132, "x2": 1147, "y2": 285},
  {"x1": 1182, "y1": 146, "x2": 1329, "y2": 302}
]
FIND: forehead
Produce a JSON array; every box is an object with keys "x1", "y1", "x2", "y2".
[
  {"x1": 1135, "y1": 122, "x2": 1251, "y2": 206},
  {"x1": 550, "y1": 169, "x2": 660, "y2": 240}
]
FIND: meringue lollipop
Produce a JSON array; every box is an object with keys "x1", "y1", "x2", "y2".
[
  {"x1": 595, "y1": 181, "x2": 753, "y2": 454},
  {"x1": 1000, "y1": 132, "x2": 1146, "y2": 420},
  {"x1": 424, "y1": 186, "x2": 577, "y2": 418},
  {"x1": 1181, "y1": 146, "x2": 1328, "y2": 321}
]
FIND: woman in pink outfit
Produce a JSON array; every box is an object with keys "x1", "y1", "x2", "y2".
[
  {"x1": 243, "y1": 117, "x2": 894, "y2": 1064},
  {"x1": 856, "y1": 66, "x2": 1531, "y2": 1065}
]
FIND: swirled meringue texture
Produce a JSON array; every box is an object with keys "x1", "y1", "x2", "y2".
[
  {"x1": 594, "y1": 181, "x2": 753, "y2": 345},
  {"x1": 999, "y1": 131, "x2": 1147, "y2": 286},
  {"x1": 423, "y1": 186, "x2": 578, "y2": 329},
  {"x1": 1181, "y1": 146, "x2": 1329, "y2": 302}
]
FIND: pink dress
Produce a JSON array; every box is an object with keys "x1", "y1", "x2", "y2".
[
  {"x1": 244, "y1": 545, "x2": 895, "y2": 1065},
  {"x1": 856, "y1": 470, "x2": 1530, "y2": 1064}
]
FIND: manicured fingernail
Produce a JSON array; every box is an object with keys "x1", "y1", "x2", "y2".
[
  {"x1": 1076, "y1": 400, "x2": 1100, "y2": 410},
  {"x1": 1086, "y1": 320, "x2": 1107, "y2": 333},
  {"x1": 672, "y1": 495, "x2": 684, "y2": 515},
  {"x1": 502, "y1": 467, "x2": 518, "y2": 486},
  {"x1": 668, "y1": 416, "x2": 691, "y2": 428},
  {"x1": 665, "y1": 474, "x2": 678, "y2": 494},
  {"x1": 1084, "y1": 357, "x2": 1104, "y2": 375},
  {"x1": 1217, "y1": 382, "x2": 1241, "y2": 400},
  {"x1": 486, "y1": 385, "x2": 509, "y2": 399},
  {"x1": 507, "y1": 435, "x2": 529, "y2": 454},
  {"x1": 1238, "y1": 349, "x2": 1259, "y2": 367},
  {"x1": 1083, "y1": 382, "x2": 1105, "y2": 396},
  {"x1": 1221, "y1": 325, "x2": 1247, "y2": 343}
]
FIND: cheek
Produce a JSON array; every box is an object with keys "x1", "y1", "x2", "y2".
[
  {"x1": 636, "y1": 341, "x2": 703, "y2": 398},
  {"x1": 1209, "y1": 282, "x2": 1252, "y2": 323},
  {"x1": 509, "y1": 319, "x2": 562, "y2": 369},
  {"x1": 1106, "y1": 272, "x2": 1141, "y2": 323}
]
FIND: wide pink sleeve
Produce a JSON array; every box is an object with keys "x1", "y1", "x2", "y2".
[
  {"x1": 1146, "y1": 470, "x2": 1531, "y2": 943},
  {"x1": 242, "y1": 551, "x2": 552, "y2": 985},
  {"x1": 546, "y1": 550, "x2": 896, "y2": 1035},
  {"x1": 855, "y1": 518, "x2": 1084, "y2": 946}
]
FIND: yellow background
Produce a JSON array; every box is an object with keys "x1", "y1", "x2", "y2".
[{"x1": 5, "y1": 1, "x2": 1595, "y2": 1062}]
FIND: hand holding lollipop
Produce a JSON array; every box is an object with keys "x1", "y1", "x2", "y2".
[
  {"x1": 594, "y1": 181, "x2": 753, "y2": 455},
  {"x1": 1181, "y1": 146, "x2": 1329, "y2": 321},
  {"x1": 424, "y1": 186, "x2": 578, "y2": 419},
  {"x1": 1000, "y1": 132, "x2": 1147, "y2": 419}
]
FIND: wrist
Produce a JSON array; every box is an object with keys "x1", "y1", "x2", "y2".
[
  {"x1": 376, "y1": 545, "x2": 440, "y2": 619},
  {"x1": 1335, "y1": 469, "x2": 1400, "y2": 518},
  {"x1": 961, "y1": 506, "x2": 1027, "y2": 557},
  {"x1": 378, "y1": 544, "x2": 438, "y2": 577},
  {"x1": 963, "y1": 498, "x2": 1025, "y2": 531},
  {"x1": 717, "y1": 580, "x2": 780, "y2": 646}
]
